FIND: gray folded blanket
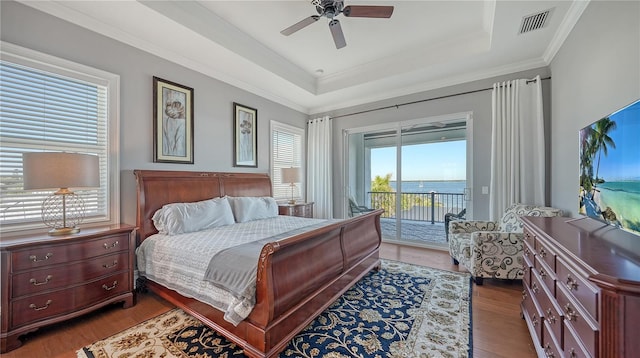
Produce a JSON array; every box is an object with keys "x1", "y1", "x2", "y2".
[{"x1": 203, "y1": 220, "x2": 334, "y2": 304}]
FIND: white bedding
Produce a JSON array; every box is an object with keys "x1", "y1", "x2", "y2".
[{"x1": 136, "y1": 215, "x2": 329, "y2": 325}]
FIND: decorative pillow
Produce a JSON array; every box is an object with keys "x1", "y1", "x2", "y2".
[
  {"x1": 152, "y1": 196, "x2": 235, "y2": 235},
  {"x1": 228, "y1": 196, "x2": 279, "y2": 223}
]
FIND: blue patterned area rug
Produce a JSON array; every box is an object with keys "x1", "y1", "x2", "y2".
[{"x1": 77, "y1": 260, "x2": 472, "y2": 358}]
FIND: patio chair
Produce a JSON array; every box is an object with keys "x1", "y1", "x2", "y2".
[
  {"x1": 448, "y1": 203, "x2": 563, "y2": 285},
  {"x1": 348, "y1": 196, "x2": 374, "y2": 217},
  {"x1": 444, "y1": 208, "x2": 466, "y2": 241}
]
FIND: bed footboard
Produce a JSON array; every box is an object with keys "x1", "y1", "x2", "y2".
[{"x1": 247, "y1": 209, "x2": 383, "y2": 357}]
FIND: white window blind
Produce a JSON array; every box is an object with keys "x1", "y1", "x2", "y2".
[
  {"x1": 0, "y1": 48, "x2": 116, "y2": 232},
  {"x1": 271, "y1": 121, "x2": 304, "y2": 201}
]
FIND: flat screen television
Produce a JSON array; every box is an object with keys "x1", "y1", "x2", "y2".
[{"x1": 579, "y1": 99, "x2": 640, "y2": 236}]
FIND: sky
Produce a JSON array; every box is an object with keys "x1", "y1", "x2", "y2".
[
  {"x1": 595, "y1": 100, "x2": 640, "y2": 181},
  {"x1": 371, "y1": 140, "x2": 466, "y2": 181}
]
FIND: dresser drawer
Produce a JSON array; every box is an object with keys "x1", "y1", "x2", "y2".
[
  {"x1": 523, "y1": 240, "x2": 535, "y2": 263},
  {"x1": 531, "y1": 268, "x2": 563, "y2": 345},
  {"x1": 522, "y1": 283, "x2": 543, "y2": 345},
  {"x1": 564, "y1": 320, "x2": 592, "y2": 358},
  {"x1": 534, "y1": 255, "x2": 556, "y2": 295},
  {"x1": 523, "y1": 229, "x2": 535, "y2": 250},
  {"x1": 10, "y1": 271, "x2": 130, "y2": 329},
  {"x1": 11, "y1": 233, "x2": 129, "y2": 272},
  {"x1": 556, "y1": 283, "x2": 599, "y2": 357},
  {"x1": 543, "y1": 321, "x2": 563, "y2": 358},
  {"x1": 556, "y1": 256, "x2": 598, "y2": 320},
  {"x1": 534, "y1": 239, "x2": 556, "y2": 271},
  {"x1": 11, "y1": 250, "x2": 130, "y2": 298}
]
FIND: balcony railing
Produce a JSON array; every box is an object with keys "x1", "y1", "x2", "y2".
[{"x1": 368, "y1": 191, "x2": 466, "y2": 223}]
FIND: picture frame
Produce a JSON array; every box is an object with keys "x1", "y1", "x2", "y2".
[
  {"x1": 233, "y1": 102, "x2": 258, "y2": 167},
  {"x1": 153, "y1": 76, "x2": 194, "y2": 164}
]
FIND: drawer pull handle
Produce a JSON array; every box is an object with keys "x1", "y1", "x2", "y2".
[
  {"x1": 30, "y1": 275, "x2": 53, "y2": 286},
  {"x1": 568, "y1": 348, "x2": 577, "y2": 358},
  {"x1": 532, "y1": 313, "x2": 539, "y2": 326},
  {"x1": 29, "y1": 300, "x2": 52, "y2": 311},
  {"x1": 102, "y1": 281, "x2": 118, "y2": 291},
  {"x1": 566, "y1": 274, "x2": 579, "y2": 291},
  {"x1": 544, "y1": 344, "x2": 555, "y2": 358},
  {"x1": 539, "y1": 269, "x2": 547, "y2": 279},
  {"x1": 524, "y1": 248, "x2": 530, "y2": 257},
  {"x1": 103, "y1": 260, "x2": 118, "y2": 268},
  {"x1": 546, "y1": 308, "x2": 557, "y2": 324},
  {"x1": 103, "y1": 241, "x2": 119, "y2": 249},
  {"x1": 532, "y1": 282, "x2": 540, "y2": 294},
  {"x1": 539, "y1": 247, "x2": 547, "y2": 258},
  {"x1": 29, "y1": 253, "x2": 53, "y2": 262},
  {"x1": 522, "y1": 289, "x2": 527, "y2": 301},
  {"x1": 564, "y1": 303, "x2": 578, "y2": 321}
]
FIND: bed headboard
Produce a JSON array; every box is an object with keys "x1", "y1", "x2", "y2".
[{"x1": 134, "y1": 170, "x2": 272, "y2": 243}]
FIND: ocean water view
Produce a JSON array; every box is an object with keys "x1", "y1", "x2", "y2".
[
  {"x1": 597, "y1": 181, "x2": 640, "y2": 234},
  {"x1": 389, "y1": 180, "x2": 466, "y2": 194}
]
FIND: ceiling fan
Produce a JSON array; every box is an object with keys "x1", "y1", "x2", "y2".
[{"x1": 280, "y1": 0, "x2": 394, "y2": 49}]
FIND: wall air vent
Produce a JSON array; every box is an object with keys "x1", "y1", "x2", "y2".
[{"x1": 519, "y1": 9, "x2": 553, "y2": 34}]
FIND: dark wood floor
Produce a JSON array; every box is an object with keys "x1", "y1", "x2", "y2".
[{"x1": 3, "y1": 243, "x2": 537, "y2": 358}]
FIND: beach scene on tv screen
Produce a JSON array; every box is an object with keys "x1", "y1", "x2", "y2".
[{"x1": 579, "y1": 100, "x2": 640, "y2": 236}]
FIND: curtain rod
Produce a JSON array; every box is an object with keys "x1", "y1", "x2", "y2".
[{"x1": 330, "y1": 76, "x2": 551, "y2": 120}]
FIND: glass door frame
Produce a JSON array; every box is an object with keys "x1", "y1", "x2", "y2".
[{"x1": 343, "y1": 112, "x2": 474, "y2": 249}]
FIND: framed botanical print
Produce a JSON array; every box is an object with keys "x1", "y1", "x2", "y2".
[
  {"x1": 153, "y1": 76, "x2": 194, "y2": 164},
  {"x1": 233, "y1": 102, "x2": 257, "y2": 167}
]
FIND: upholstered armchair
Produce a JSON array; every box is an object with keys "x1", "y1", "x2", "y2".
[{"x1": 448, "y1": 204, "x2": 563, "y2": 285}]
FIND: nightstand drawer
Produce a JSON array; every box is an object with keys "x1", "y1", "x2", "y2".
[
  {"x1": 11, "y1": 250, "x2": 130, "y2": 298},
  {"x1": 10, "y1": 271, "x2": 130, "y2": 329},
  {"x1": 11, "y1": 232, "x2": 129, "y2": 272},
  {"x1": 278, "y1": 202, "x2": 314, "y2": 218}
]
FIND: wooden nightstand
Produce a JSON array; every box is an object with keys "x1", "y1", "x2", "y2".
[
  {"x1": 278, "y1": 202, "x2": 314, "y2": 218},
  {"x1": 0, "y1": 224, "x2": 136, "y2": 353}
]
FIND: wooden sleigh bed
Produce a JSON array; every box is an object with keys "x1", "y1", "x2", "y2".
[{"x1": 134, "y1": 170, "x2": 383, "y2": 358}]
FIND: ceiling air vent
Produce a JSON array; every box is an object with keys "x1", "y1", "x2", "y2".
[{"x1": 519, "y1": 9, "x2": 552, "y2": 34}]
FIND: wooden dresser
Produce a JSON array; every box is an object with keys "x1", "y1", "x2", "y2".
[
  {"x1": 521, "y1": 216, "x2": 640, "y2": 358},
  {"x1": 0, "y1": 224, "x2": 136, "y2": 353},
  {"x1": 278, "y1": 202, "x2": 314, "y2": 218}
]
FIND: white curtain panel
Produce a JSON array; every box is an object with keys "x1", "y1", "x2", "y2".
[
  {"x1": 489, "y1": 75, "x2": 545, "y2": 220},
  {"x1": 307, "y1": 116, "x2": 333, "y2": 219}
]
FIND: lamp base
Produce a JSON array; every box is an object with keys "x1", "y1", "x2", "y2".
[
  {"x1": 288, "y1": 199, "x2": 297, "y2": 205},
  {"x1": 48, "y1": 226, "x2": 80, "y2": 236}
]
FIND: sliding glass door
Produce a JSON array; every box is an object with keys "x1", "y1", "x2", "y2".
[{"x1": 345, "y1": 113, "x2": 472, "y2": 249}]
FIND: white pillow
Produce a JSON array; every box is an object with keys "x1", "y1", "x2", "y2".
[
  {"x1": 152, "y1": 196, "x2": 235, "y2": 235},
  {"x1": 228, "y1": 196, "x2": 279, "y2": 223}
]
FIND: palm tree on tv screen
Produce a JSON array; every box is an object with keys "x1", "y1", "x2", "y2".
[{"x1": 591, "y1": 116, "x2": 617, "y2": 191}]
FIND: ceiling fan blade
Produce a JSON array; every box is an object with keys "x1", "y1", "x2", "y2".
[
  {"x1": 329, "y1": 19, "x2": 346, "y2": 49},
  {"x1": 343, "y1": 5, "x2": 394, "y2": 18},
  {"x1": 281, "y1": 15, "x2": 320, "y2": 36}
]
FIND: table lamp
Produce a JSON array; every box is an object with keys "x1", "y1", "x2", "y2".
[
  {"x1": 281, "y1": 167, "x2": 301, "y2": 205},
  {"x1": 22, "y1": 152, "x2": 100, "y2": 235}
]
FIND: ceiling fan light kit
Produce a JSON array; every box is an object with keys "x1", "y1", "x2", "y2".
[{"x1": 281, "y1": 0, "x2": 394, "y2": 49}]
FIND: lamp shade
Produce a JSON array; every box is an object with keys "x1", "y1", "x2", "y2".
[
  {"x1": 22, "y1": 152, "x2": 100, "y2": 190},
  {"x1": 281, "y1": 167, "x2": 301, "y2": 184}
]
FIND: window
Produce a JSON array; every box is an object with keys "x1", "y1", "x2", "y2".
[
  {"x1": 271, "y1": 120, "x2": 304, "y2": 202},
  {"x1": 0, "y1": 42, "x2": 120, "y2": 233}
]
